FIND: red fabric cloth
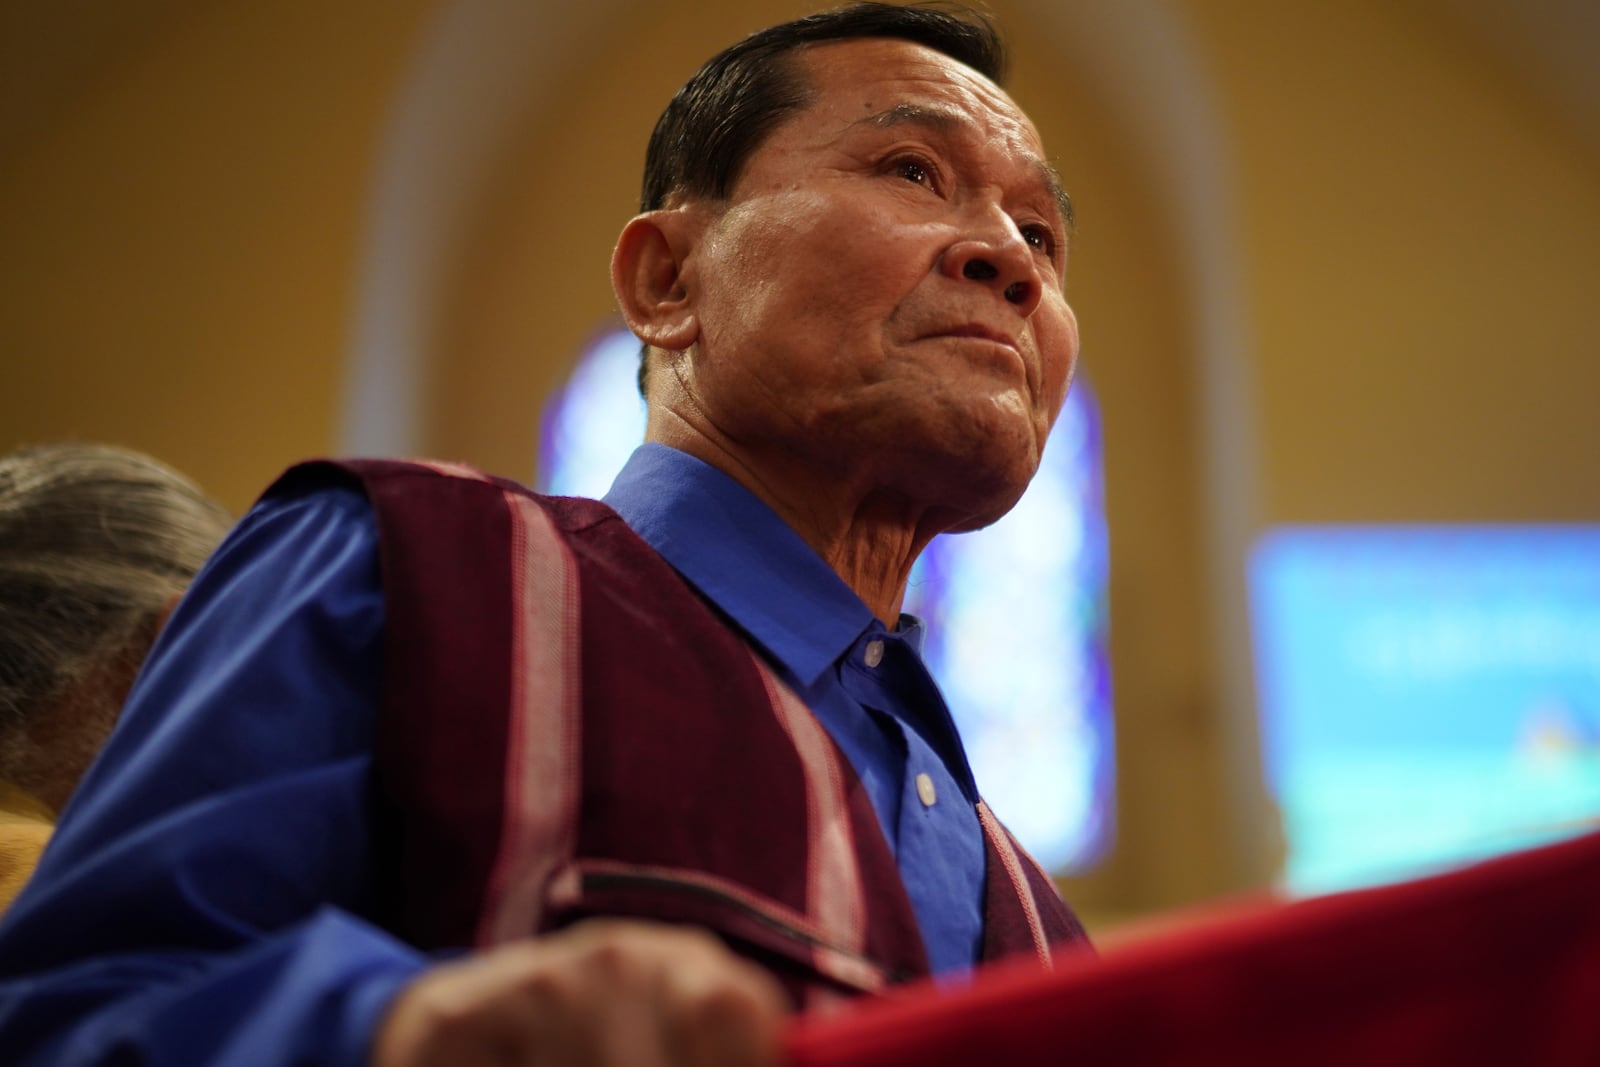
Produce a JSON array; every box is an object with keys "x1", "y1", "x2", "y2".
[{"x1": 787, "y1": 828, "x2": 1600, "y2": 1065}]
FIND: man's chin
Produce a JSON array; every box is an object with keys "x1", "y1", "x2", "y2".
[
  {"x1": 906, "y1": 450, "x2": 1037, "y2": 534},
  {"x1": 940, "y1": 485, "x2": 1029, "y2": 534},
  {"x1": 816, "y1": 405, "x2": 1043, "y2": 526}
]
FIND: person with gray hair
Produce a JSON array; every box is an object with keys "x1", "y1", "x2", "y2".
[{"x1": 0, "y1": 443, "x2": 230, "y2": 911}]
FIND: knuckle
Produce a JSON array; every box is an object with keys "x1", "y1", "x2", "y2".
[
  {"x1": 401, "y1": 981, "x2": 481, "y2": 1047},
  {"x1": 690, "y1": 980, "x2": 765, "y2": 1026},
  {"x1": 582, "y1": 929, "x2": 640, "y2": 976}
]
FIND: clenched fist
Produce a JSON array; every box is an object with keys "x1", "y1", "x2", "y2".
[{"x1": 372, "y1": 920, "x2": 789, "y2": 1067}]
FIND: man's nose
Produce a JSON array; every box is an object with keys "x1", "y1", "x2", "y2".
[
  {"x1": 942, "y1": 218, "x2": 1042, "y2": 316},
  {"x1": 962, "y1": 259, "x2": 1032, "y2": 306}
]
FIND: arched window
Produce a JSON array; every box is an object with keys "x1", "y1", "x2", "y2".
[
  {"x1": 537, "y1": 328, "x2": 648, "y2": 497},
  {"x1": 539, "y1": 327, "x2": 1114, "y2": 872}
]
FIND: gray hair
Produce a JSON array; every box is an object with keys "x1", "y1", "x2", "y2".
[{"x1": 0, "y1": 444, "x2": 231, "y2": 789}]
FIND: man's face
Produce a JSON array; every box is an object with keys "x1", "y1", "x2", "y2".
[{"x1": 672, "y1": 37, "x2": 1081, "y2": 530}]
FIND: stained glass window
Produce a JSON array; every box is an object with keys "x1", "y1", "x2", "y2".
[
  {"x1": 538, "y1": 329, "x2": 649, "y2": 497},
  {"x1": 1252, "y1": 525, "x2": 1600, "y2": 894},
  {"x1": 539, "y1": 326, "x2": 1115, "y2": 872}
]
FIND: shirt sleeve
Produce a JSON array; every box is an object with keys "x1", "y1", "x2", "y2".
[{"x1": 0, "y1": 483, "x2": 428, "y2": 1067}]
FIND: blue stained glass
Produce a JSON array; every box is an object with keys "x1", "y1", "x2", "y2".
[
  {"x1": 537, "y1": 327, "x2": 648, "y2": 498},
  {"x1": 540, "y1": 328, "x2": 1115, "y2": 873},
  {"x1": 1251, "y1": 526, "x2": 1600, "y2": 895}
]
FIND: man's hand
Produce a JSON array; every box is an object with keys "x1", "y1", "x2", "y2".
[{"x1": 372, "y1": 920, "x2": 789, "y2": 1067}]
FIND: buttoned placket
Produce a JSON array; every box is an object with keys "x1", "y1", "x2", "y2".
[{"x1": 838, "y1": 625, "x2": 986, "y2": 971}]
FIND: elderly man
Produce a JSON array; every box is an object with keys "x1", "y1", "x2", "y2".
[{"x1": 0, "y1": 4, "x2": 1086, "y2": 1065}]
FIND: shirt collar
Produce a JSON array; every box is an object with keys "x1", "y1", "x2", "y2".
[
  {"x1": 603, "y1": 443, "x2": 877, "y2": 687},
  {"x1": 893, "y1": 613, "x2": 927, "y2": 656}
]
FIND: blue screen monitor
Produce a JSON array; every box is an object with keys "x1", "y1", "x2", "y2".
[{"x1": 1250, "y1": 526, "x2": 1600, "y2": 895}]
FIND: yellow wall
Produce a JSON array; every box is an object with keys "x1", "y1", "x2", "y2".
[
  {"x1": 1192, "y1": 1, "x2": 1600, "y2": 524},
  {"x1": 0, "y1": 0, "x2": 434, "y2": 513},
  {"x1": 3, "y1": 0, "x2": 1596, "y2": 923}
]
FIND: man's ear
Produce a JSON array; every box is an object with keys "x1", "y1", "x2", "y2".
[{"x1": 611, "y1": 209, "x2": 703, "y2": 352}]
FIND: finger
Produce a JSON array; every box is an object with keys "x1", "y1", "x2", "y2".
[{"x1": 656, "y1": 941, "x2": 788, "y2": 1067}]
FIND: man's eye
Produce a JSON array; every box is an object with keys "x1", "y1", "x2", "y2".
[
  {"x1": 892, "y1": 158, "x2": 933, "y2": 186},
  {"x1": 1021, "y1": 224, "x2": 1056, "y2": 256}
]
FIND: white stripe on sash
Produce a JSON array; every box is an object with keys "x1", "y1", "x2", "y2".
[
  {"x1": 475, "y1": 489, "x2": 583, "y2": 945},
  {"x1": 977, "y1": 800, "x2": 1052, "y2": 965},
  {"x1": 749, "y1": 653, "x2": 876, "y2": 992},
  {"x1": 412, "y1": 459, "x2": 486, "y2": 481}
]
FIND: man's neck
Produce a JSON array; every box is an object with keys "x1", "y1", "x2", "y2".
[{"x1": 644, "y1": 416, "x2": 944, "y2": 626}]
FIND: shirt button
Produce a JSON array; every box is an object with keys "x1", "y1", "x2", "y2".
[
  {"x1": 915, "y1": 772, "x2": 937, "y2": 808},
  {"x1": 863, "y1": 639, "x2": 885, "y2": 668}
]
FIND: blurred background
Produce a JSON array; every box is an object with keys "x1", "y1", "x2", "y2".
[{"x1": 3, "y1": 0, "x2": 1597, "y2": 934}]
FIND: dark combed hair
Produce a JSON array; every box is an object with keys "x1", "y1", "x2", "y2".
[{"x1": 639, "y1": 2, "x2": 1007, "y2": 213}]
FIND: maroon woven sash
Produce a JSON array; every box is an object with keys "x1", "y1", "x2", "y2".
[{"x1": 272, "y1": 458, "x2": 1089, "y2": 1006}]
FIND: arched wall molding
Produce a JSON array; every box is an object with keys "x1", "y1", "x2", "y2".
[
  {"x1": 341, "y1": 0, "x2": 1270, "y2": 889},
  {"x1": 339, "y1": 0, "x2": 633, "y2": 459},
  {"x1": 1013, "y1": 0, "x2": 1269, "y2": 884}
]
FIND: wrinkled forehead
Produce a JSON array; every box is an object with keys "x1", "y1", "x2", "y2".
[
  {"x1": 785, "y1": 38, "x2": 1067, "y2": 226},
  {"x1": 793, "y1": 37, "x2": 1047, "y2": 157}
]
